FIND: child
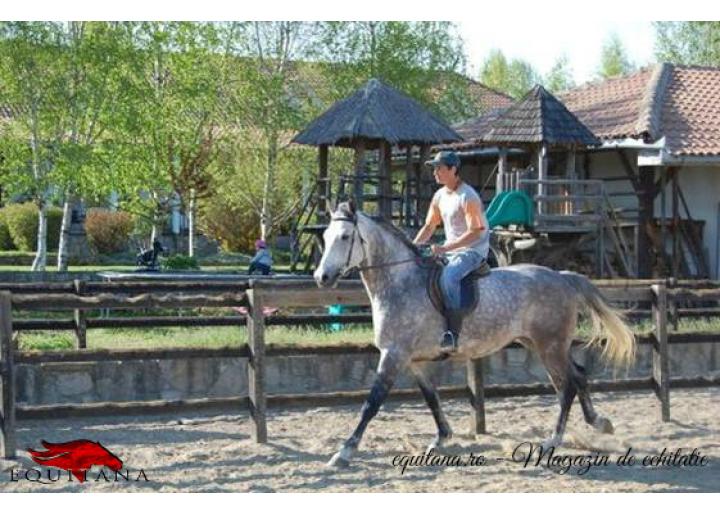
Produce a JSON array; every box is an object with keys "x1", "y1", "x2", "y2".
[{"x1": 248, "y1": 239, "x2": 272, "y2": 275}]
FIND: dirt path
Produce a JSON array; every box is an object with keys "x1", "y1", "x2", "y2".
[{"x1": 1, "y1": 387, "x2": 718, "y2": 492}]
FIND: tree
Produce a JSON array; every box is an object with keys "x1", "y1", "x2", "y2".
[
  {"x1": 479, "y1": 49, "x2": 511, "y2": 96},
  {"x1": 0, "y1": 22, "x2": 139, "y2": 270},
  {"x1": 545, "y1": 54, "x2": 575, "y2": 93},
  {"x1": 479, "y1": 49, "x2": 541, "y2": 99},
  {"x1": 507, "y1": 59, "x2": 542, "y2": 99},
  {"x1": 317, "y1": 22, "x2": 475, "y2": 123},
  {"x1": 111, "y1": 22, "x2": 226, "y2": 255},
  {"x1": 597, "y1": 33, "x2": 634, "y2": 80},
  {"x1": 213, "y1": 22, "x2": 323, "y2": 242},
  {"x1": 0, "y1": 22, "x2": 67, "y2": 270},
  {"x1": 53, "y1": 22, "x2": 137, "y2": 270},
  {"x1": 654, "y1": 22, "x2": 720, "y2": 66}
]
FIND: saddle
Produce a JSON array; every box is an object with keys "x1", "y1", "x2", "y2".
[{"x1": 426, "y1": 258, "x2": 492, "y2": 317}]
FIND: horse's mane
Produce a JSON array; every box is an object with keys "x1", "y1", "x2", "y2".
[{"x1": 337, "y1": 202, "x2": 421, "y2": 257}]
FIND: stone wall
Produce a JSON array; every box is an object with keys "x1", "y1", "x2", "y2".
[{"x1": 14, "y1": 343, "x2": 720, "y2": 408}]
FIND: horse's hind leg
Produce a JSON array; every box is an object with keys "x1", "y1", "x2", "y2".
[
  {"x1": 571, "y1": 360, "x2": 614, "y2": 434},
  {"x1": 534, "y1": 343, "x2": 578, "y2": 449},
  {"x1": 327, "y1": 350, "x2": 401, "y2": 468},
  {"x1": 411, "y1": 364, "x2": 452, "y2": 453}
]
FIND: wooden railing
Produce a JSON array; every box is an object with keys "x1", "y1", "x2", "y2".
[{"x1": 1, "y1": 278, "x2": 720, "y2": 457}]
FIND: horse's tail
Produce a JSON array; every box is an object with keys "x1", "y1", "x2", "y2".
[{"x1": 560, "y1": 271, "x2": 636, "y2": 368}]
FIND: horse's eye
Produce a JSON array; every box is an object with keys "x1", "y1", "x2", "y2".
[{"x1": 341, "y1": 234, "x2": 349, "y2": 241}]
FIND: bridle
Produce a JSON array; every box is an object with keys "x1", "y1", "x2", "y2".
[{"x1": 330, "y1": 214, "x2": 420, "y2": 277}]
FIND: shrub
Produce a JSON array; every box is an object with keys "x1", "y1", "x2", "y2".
[
  {"x1": 84, "y1": 208, "x2": 135, "y2": 254},
  {"x1": 199, "y1": 200, "x2": 259, "y2": 254},
  {"x1": 162, "y1": 254, "x2": 199, "y2": 270},
  {"x1": 0, "y1": 209, "x2": 16, "y2": 250},
  {"x1": 3, "y1": 202, "x2": 63, "y2": 251}
]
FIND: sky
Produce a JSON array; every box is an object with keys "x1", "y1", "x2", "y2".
[{"x1": 457, "y1": 20, "x2": 657, "y2": 86}]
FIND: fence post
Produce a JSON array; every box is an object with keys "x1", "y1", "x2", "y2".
[
  {"x1": 651, "y1": 283, "x2": 670, "y2": 421},
  {"x1": 74, "y1": 280, "x2": 87, "y2": 350},
  {"x1": 246, "y1": 288, "x2": 267, "y2": 443},
  {"x1": 0, "y1": 291, "x2": 16, "y2": 458},
  {"x1": 467, "y1": 357, "x2": 486, "y2": 434}
]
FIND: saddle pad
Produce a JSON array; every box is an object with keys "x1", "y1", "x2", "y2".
[{"x1": 427, "y1": 259, "x2": 490, "y2": 316}]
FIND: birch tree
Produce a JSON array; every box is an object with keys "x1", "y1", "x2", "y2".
[{"x1": 0, "y1": 22, "x2": 66, "y2": 270}]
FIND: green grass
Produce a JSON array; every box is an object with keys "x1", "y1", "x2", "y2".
[
  {"x1": 0, "y1": 264, "x2": 297, "y2": 273},
  {"x1": 14, "y1": 315, "x2": 720, "y2": 353},
  {"x1": 16, "y1": 324, "x2": 376, "y2": 352}
]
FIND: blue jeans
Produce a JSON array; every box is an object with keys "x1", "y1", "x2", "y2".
[{"x1": 440, "y1": 249, "x2": 485, "y2": 310}]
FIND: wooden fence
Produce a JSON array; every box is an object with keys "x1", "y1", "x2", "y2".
[{"x1": 1, "y1": 278, "x2": 720, "y2": 457}]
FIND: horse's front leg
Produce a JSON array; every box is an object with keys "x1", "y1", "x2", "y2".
[{"x1": 328, "y1": 348, "x2": 402, "y2": 468}]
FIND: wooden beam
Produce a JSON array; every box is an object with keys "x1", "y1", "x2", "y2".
[
  {"x1": 318, "y1": 145, "x2": 329, "y2": 221},
  {"x1": 73, "y1": 280, "x2": 87, "y2": 349},
  {"x1": 16, "y1": 376, "x2": 720, "y2": 420},
  {"x1": 246, "y1": 289, "x2": 267, "y2": 443},
  {"x1": 537, "y1": 144, "x2": 548, "y2": 214},
  {"x1": 0, "y1": 291, "x2": 16, "y2": 458},
  {"x1": 11, "y1": 292, "x2": 249, "y2": 311},
  {"x1": 496, "y1": 148, "x2": 508, "y2": 194},
  {"x1": 380, "y1": 141, "x2": 393, "y2": 219},
  {"x1": 353, "y1": 140, "x2": 366, "y2": 212},
  {"x1": 637, "y1": 167, "x2": 656, "y2": 278},
  {"x1": 651, "y1": 284, "x2": 670, "y2": 421},
  {"x1": 405, "y1": 146, "x2": 414, "y2": 226},
  {"x1": 660, "y1": 166, "x2": 667, "y2": 273},
  {"x1": 672, "y1": 169, "x2": 680, "y2": 279},
  {"x1": 618, "y1": 149, "x2": 641, "y2": 192}
]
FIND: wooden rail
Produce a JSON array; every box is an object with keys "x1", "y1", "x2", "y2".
[{"x1": 1, "y1": 278, "x2": 719, "y2": 457}]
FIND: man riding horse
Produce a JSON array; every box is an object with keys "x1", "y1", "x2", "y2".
[{"x1": 412, "y1": 151, "x2": 491, "y2": 352}]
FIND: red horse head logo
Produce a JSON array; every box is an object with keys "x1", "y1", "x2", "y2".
[{"x1": 27, "y1": 439, "x2": 123, "y2": 482}]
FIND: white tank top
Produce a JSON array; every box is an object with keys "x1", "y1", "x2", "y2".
[{"x1": 433, "y1": 182, "x2": 490, "y2": 258}]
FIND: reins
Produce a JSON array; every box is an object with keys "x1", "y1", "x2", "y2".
[{"x1": 330, "y1": 214, "x2": 427, "y2": 276}]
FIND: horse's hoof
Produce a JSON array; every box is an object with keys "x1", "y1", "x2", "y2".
[
  {"x1": 594, "y1": 417, "x2": 614, "y2": 434},
  {"x1": 540, "y1": 436, "x2": 561, "y2": 450},
  {"x1": 426, "y1": 432, "x2": 452, "y2": 455},
  {"x1": 327, "y1": 452, "x2": 350, "y2": 468}
]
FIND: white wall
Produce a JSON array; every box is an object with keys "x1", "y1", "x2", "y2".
[
  {"x1": 583, "y1": 150, "x2": 720, "y2": 279},
  {"x1": 655, "y1": 166, "x2": 720, "y2": 279}
]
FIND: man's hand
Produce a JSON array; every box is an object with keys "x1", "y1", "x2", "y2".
[{"x1": 430, "y1": 244, "x2": 447, "y2": 256}]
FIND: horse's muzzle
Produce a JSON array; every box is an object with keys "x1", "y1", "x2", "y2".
[{"x1": 314, "y1": 270, "x2": 340, "y2": 288}]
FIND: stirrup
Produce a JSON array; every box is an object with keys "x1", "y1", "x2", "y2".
[{"x1": 439, "y1": 330, "x2": 459, "y2": 352}]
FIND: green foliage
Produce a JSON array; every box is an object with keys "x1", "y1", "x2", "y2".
[
  {"x1": 479, "y1": 49, "x2": 541, "y2": 99},
  {"x1": 545, "y1": 55, "x2": 576, "y2": 93},
  {"x1": 597, "y1": 33, "x2": 635, "y2": 79},
  {"x1": 316, "y1": 22, "x2": 475, "y2": 123},
  {"x1": 2, "y1": 202, "x2": 62, "y2": 251},
  {"x1": 83, "y1": 208, "x2": 135, "y2": 254},
  {"x1": 654, "y1": 22, "x2": 720, "y2": 66},
  {"x1": 0, "y1": 209, "x2": 16, "y2": 250},
  {"x1": 198, "y1": 195, "x2": 260, "y2": 253},
  {"x1": 161, "y1": 254, "x2": 200, "y2": 271}
]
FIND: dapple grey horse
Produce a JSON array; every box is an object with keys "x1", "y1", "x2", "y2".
[{"x1": 314, "y1": 201, "x2": 636, "y2": 468}]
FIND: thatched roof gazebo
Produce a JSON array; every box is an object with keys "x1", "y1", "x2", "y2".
[
  {"x1": 481, "y1": 85, "x2": 600, "y2": 196},
  {"x1": 292, "y1": 78, "x2": 462, "y2": 220}
]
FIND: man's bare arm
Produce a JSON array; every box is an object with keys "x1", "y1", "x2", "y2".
[{"x1": 412, "y1": 198, "x2": 441, "y2": 245}]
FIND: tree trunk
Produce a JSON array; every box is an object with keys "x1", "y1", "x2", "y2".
[
  {"x1": 188, "y1": 189, "x2": 196, "y2": 257},
  {"x1": 150, "y1": 222, "x2": 159, "y2": 244},
  {"x1": 31, "y1": 200, "x2": 48, "y2": 272},
  {"x1": 56, "y1": 196, "x2": 73, "y2": 271},
  {"x1": 260, "y1": 135, "x2": 277, "y2": 241}
]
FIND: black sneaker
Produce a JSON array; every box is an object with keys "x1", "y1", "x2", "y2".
[{"x1": 439, "y1": 330, "x2": 459, "y2": 352}]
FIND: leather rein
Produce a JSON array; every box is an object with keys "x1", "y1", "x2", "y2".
[{"x1": 330, "y1": 215, "x2": 425, "y2": 277}]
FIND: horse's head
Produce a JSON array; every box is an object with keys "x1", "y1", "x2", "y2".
[{"x1": 314, "y1": 199, "x2": 365, "y2": 288}]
